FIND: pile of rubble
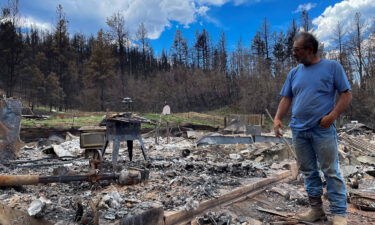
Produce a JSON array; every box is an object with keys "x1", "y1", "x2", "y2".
[
  {"x1": 0, "y1": 120, "x2": 374, "y2": 224},
  {"x1": 0, "y1": 130, "x2": 293, "y2": 224},
  {"x1": 337, "y1": 123, "x2": 375, "y2": 212}
]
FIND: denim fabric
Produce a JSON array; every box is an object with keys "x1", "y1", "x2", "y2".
[{"x1": 292, "y1": 125, "x2": 347, "y2": 216}]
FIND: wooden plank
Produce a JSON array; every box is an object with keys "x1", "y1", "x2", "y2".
[
  {"x1": 164, "y1": 169, "x2": 293, "y2": 225},
  {"x1": 257, "y1": 207, "x2": 292, "y2": 217},
  {"x1": 257, "y1": 207, "x2": 317, "y2": 225}
]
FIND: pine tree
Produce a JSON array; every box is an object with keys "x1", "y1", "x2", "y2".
[{"x1": 84, "y1": 29, "x2": 117, "y2": 111}]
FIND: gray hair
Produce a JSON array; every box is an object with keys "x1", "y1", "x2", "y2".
[{"x1": 295, "y1": 32, "x2": 319, "y2": 54}]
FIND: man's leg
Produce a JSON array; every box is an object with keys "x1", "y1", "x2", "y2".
[
  {"x1": 293, "y1": 130, "x2": 323, "y2": 197},
  {"x1": 312, "y1": 126, "x2": 347, "y2": 217},
  {"x1": 293, "y1": 129, "x2": 326, "y2": 222}
]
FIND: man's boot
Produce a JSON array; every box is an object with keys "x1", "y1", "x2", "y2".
[
  {"x1": 332, "y1": 215, "x2": 347, "y2": 225},
  {"x1": 297, "y1": 196, "x2": 326, "y2": 222}
]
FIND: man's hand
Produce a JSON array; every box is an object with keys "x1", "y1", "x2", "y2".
[
  {"x1": 320, "y1": 91, "x2": 352, "y2": 128},
  {"x1": 319, "y1": 112, "x2": 338, "y2": 128},
  {"x1": 274, "y1": 118, "x2": 283, "y2": 137},
  {"x1": 273, "y1": 96, "x2": 292, "y2": 137}
]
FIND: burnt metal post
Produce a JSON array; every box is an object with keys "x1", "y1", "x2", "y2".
[{"x1": 122, "y1": 97, "x2": 133, "y2": 112}]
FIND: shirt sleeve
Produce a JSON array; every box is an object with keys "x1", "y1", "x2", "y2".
[
  {"x1": 333, "y1": 61, "x2": 351, "y2": 93},
  {"x1": 280, "y1": 69, "x2": 294, "y2": 98}
]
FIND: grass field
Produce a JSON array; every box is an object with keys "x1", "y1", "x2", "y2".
[
  {"x1": 21, "y1": 109, "x2": 226, "y2": 129},
  {"x1": 20, "y1": 105, "x2": 283, "y2": 130}
]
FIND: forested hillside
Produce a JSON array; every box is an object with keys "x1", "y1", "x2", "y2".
[{"x1": 0, "y1": 2, "x2": 374, "y2": 125}]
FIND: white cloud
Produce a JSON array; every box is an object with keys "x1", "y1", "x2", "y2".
[
  {"x1": 197, "y1": 6, "x2": 210, "y2": 16},
  {"x1": 119, "y1": 0, "x2": 197, "y2": 39},
  {"x1": 197, "y1": 0, "x2": 230, "y2": 5},
  {"x1": 0, "y1": 14, "x2": 53, "y2": 32},
  {"x1": 21, "y1": 16, "x2": 53, "y2": 31},
  {"x1": 293, "y1": 3, "x2": 317, "y2": 13},
  {"x1": 198, "y1": 0, "x2": 259, "y2": 6},
  {"x1": 233, "y1": 0, "x2": 250, "y2": 6},
  {"x1": 312, "y1": 0, "x2": 375, "y2": 48},
  {"x1": 19, "y1": 0, "x2": 253, "y2": 40}
]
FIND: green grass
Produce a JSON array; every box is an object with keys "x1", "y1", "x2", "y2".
[
  {"x1": 21, "y1": 111, "x2": 223, "y2": 129},
  {"x1": 141, "y1": 113, "x2": 222, "y2": 128},
  {"x1": 205, "y1": 106, "x2": 241, "y2": 116},
  {"x1": 21, "y1": 115, "x2": 104, "y2": 128}
]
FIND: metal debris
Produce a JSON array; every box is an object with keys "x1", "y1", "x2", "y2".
[
  {"x1": 196, "y1": 211, "x2": 232, "y2": 225},
  {"x1": 28, "y1": 199, "x2": 46, "y2": 217},
  {"x1": 3, "y1": 118, "x2": 375, "y2": 224},
  {"x1": 0, "y1": 97, "x2": 22, "y2": 161}
]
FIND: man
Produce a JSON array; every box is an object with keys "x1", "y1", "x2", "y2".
[{"x1": 274, "y1": 32, "x2": 352, "y2": 225}]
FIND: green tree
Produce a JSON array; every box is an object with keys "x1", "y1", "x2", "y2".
[
  {"x1": 52, "y1": 4, "x2": 72, "y2": 110},
  {"x1": 84, "y1": 29, "x2": 117, "y2": 111},
  {"x1": 0, "y1": 0, "x2": 23, "y2": 97},
  {"x1": 45, "y1": 72, "x2": 62, "y2": 111}
]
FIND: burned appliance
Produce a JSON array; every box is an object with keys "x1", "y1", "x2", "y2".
[
  {"x1": 100, "y1": 112, "x2": 155, "y2": 166},
  {"x1": 79, "y1": 126, "x2": 106, "y2": 168},
  {"x1": 79, "y1": 126, "x2": 106, "y2": 149}
]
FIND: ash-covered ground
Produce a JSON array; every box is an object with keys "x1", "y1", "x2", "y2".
[
  {"x1": 1, "y1": 123, "x2": 375, "y2": 225},
  {"x1": 0, "y1": 134, "x2": 292, "y2": 224}
]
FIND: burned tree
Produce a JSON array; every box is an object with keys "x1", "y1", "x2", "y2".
[
  {"x1": 194, "y1": 29, "x2": 211, "y2": 70},
  {"x1": 136, "y1": 22, "x2": 149, "y2": 76},
  {"x1": 171, "y1": 29, "x2": 188, "y2": 67},
  {"x1": 106, "y1": 12, "x2": 129, "y2": 95}
]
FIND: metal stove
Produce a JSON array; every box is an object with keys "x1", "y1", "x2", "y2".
[{"x1": 101, "y1": 112, "x2": 155, "y2": 166}]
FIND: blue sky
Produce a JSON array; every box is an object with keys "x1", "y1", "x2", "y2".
[{"x1": 1, "y1": 0, "x2": 374, "y2": 55}]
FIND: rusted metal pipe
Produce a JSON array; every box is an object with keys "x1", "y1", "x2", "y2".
[
  {"x1": 0, "y1": 173, "x2": 118, "y2": 186},
  {"x1": 0, "y1": 175, "x2": 39, "y2": 186},
  {"x1": 0, "y1": 170, "x2": 148, "y2": 187}
]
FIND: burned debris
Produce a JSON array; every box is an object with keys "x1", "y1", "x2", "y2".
[
  {"x1": 0, "y1": 107, "x2": 374, "y2": 224},
  {"x1": 0, "y1": 97, "x2": 22, "y2": 161}
]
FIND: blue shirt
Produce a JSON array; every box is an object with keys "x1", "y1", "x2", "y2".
[{"x1": 280, "y1": 59, "x2": 351, "y2": 131}]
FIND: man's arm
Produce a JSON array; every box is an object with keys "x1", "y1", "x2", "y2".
[
  {"x1": 274, "y1": 97, "x2": 292, "y2": 137},
  {"x1": 320, "y1": 90, "x2": 352, "y2": 128}
]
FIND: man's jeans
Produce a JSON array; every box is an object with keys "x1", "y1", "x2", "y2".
[{"x1": 292, "y1": 125, "x2": 347, "y2": 216}]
